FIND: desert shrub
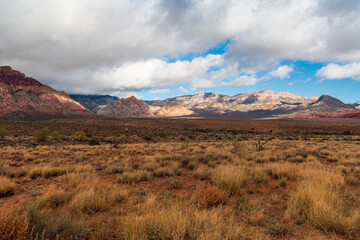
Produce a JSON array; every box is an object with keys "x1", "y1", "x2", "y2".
[
  {"x1": 249, "y1": 167, "x2": 269, "y2": 185},
  {"x1": 121, "y1": 196, "x2": 241, "y2": 240},
  {"x1": 233, "y1": 140, "x2": 243, "y2": 152},
  {"x1": 88, "y1": 138, "x2": 100, "y2": 145},
  {"x1": 0, "y1": 127, "x2": 8, "y2": 139},
  {"x1": 73, "y1": 164, "x2": 93, "y2": 173},
  {"x1": 74, "y1": 131, "x2": 88, "y2": 141},
  {"x1": 0, "y1": 205, "x2": 32, "y2": 240},
  {"x1": 27, "y1": 204, "x2": 89, "y2": 239},
  {"x1": 115, "y1": 189, "x2": 129, "y2": 203},
  {"x1": 0, "y1": 176, "x2": 15, "y2": 197},
  {"x1": 68, "y1": 187, "x2": 112, "y2": 214},
  {"x1": 142, "y1": 162, "x2": 158, "y2": 172},
  {"x1": 193, "y1": 166, "x2": 212, "y2": 180},
  {"x1": 61, "y1": 173, "x2": 116, "y2": 214},
  {"x1": 285, "y1": 170, "x2": 360, "y2": 234},
  {"x1": 153, "y1": 167, "x2": 174, "y2": 178},
  {"x1": 34, "y1": 127, "x2": 49, "y2": 142},
  {"x1": 212, "y1": 165, "x2": 249, "y2": 195},
  {"x1": 120, "y1": 171, "x2": 150, "y2": 184},
  {"x1": 143, "y1": 132, "x2": 154, "y2": 141},
  {"x1": 245, "y1": 204, "x2": 265, "y2": 226},
  {"x1": 51, "y1": 131, "x2": 65, "y2": 140},
  {"x1": 61, "y1": 173, "x2": 93, "y2": 191},
  {"x1": 193, "y1": 183, "x2": 229, "y2": 207},
  {"x1": 266, "y1": 163, "x2": 299, "y2": 181},
  {"x1": 267, "y1": 224, "x2": 286, "y2": 236},
  {"x1": 38, "y1": 185, "x2": 70, "y2": 208},
  {"x1": 28, "y1": 166, "x2": 68, "y2": 179},
  {"x1": 158, "y1": 132, "x2": 166, "y2": 138},
  {"x1": 108, "y1": 166, "x2": 124, "y2": 174}
]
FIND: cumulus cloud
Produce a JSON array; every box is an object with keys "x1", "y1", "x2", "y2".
[
  {"x1": 227, "y1": 75, "x2": 260, "y2": 86},
  {"x1": 88, "y1": 54, "x2": 224, "y2": 92},
  {"x1": 149, "y1": 89, "x2": 170, "y2": 94},
  {"x1": 0, "y1": 0, "x2": 360, "y2": 93},
  {"x1": 178, "y1": 86, "x2": 189, "y2": 93},
  {"x1": 316, "y1": 62, "x2": 360, "y2": 80},
  {"x1": 269, "y1": 65, "x2": 293, "y2": 79}
]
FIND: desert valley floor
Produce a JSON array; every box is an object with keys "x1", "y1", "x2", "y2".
[{"x1": 1, "y1": 118, "x2": 360, "y2": 239}]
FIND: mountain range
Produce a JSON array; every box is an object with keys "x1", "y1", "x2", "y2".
[
  {"x1": 0, "y1": 66, "x2": 91, "y2": 119},
  {"x1": 0, "y1": 66, "x2": 359, "y2": 120}
]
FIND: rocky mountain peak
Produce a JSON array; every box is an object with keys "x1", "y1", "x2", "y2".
[
  {"x1": 98, "y1": 96, "x2": 154, "y2": 118},
  {"x1": 0, "y1": 66, "x2": 92, "y2": 119},
  {"x1": 311, "y1": 95, "x2": 351, "y2": 109},
  {"x1": 0, "y1": 66, "x2": 42, "y2": 87}
]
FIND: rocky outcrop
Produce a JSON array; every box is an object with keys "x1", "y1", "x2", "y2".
[
  {"x1": 97, "y1": 96, "x2": 154, "y2": 118},
  {"x1": 149, "y1": 104, "x2": 195, "y2": 117},
  {"x1": 69, "y1": 94, "x2": 119, "y2": 113},
  {"x1": 306, "y1": 95, "x2": 352, "y2": 112},
  {"x1": 284, "y1": 108, "x2": 360, "y2": 119},
  {"x1": 0, "y1": 66, "x2": 92, "y2": 119}
]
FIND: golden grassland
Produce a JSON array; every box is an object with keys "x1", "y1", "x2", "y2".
[{"x1": 0, "y1": 119, "x2": 360, "y2": 239}]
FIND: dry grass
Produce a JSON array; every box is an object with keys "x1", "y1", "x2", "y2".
[
  {"x1": 0, "y1": 176, "x2": 15, "y2": 197},
  {"x1": 0, "y1": 206, "x2": 30, "y2": 240},
  {"x1": 61, "y1": 173, "x2": 117, "y2": 214},
  {"x1": 193, "y1": 183, "x2": 230, "y2": 207},
  {"x1": 1, "y1": 119, "x2": 360, "y2": 239},
  {"x1": 38, "y1": 185, "x2": 70, "y2": 208},
  {"x1": 285, "y1": 169, "x2": 360, "y2": 234},
  {"x1": 211, "y1": 165, "x2": 249, "y2": 194},
  {"x1": 120, "y1": 170, "x2": 150, "y2": 184},
  {"x1": 121, "y1": 196, "x2": 242, "y2": 240},
  {"x1": 68, "y1": 187, "x2": 113, "y2": 214},
  {"x1": 28, "y1": 166, "x2": 68, "y2": 179}
]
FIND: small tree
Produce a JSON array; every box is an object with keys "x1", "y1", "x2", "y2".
[{"x1": 34, "y1": 127, "x2": 49, "y2": 142}]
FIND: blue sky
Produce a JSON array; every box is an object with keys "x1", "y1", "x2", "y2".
[
  {"x1": 1, "y1": 0, "x2": 360, "y2": 103},
  {"x1": 140, "y1": 42, "x2": 360, "y2": 103}
]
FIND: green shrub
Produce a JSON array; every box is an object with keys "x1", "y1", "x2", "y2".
[
  {"x1": 267, "y1": 224, "x2": 286, "y2": 236},
  {"x1": 0, "y1": 127, "x2": 7, "y2": 139},
  {"x1": 27, "y1": 204, "x2": 89, "y2": 239},
  {"x1": 51, "y1": 131, "x2": 65, "y2": 140},
  {"x1": 34, "y1": 127, "x2": 49, "y2": 142},
  {"x1": 143, "y1": 132, "x2": 154, "y2": 141},
  {"x1": 74, "y1": 131, "x2": 88, "y2": 141}
]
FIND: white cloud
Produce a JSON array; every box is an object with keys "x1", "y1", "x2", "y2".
[
  {"x1": 178, "y1": 86, "x2": 189, "y2": 93},
  {"x1": 149, "y1": 89, "x2": 170, "y2": 94},
  {"x1": 0, "y1": 0, "x2": 360, "y2": 93},
  {"x1": 108, "y1": 90, "x2": 140, "y2": 99},
  {"x1": 269, "y1": 65, "x2": 293, "y2": 79},
  {"x1": 69, "y1": 54, "x2": 225, "y2": 93},
  {"x1": 224, "y1": 75, "x2": 260, "y2": 87},
  {"x1": 316, "y1": 62, "x2": 360, "y2": 80}
]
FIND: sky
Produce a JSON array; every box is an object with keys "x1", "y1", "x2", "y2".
[{"x1": 0, "y1": 0, "x2": 360, "y2": 103}]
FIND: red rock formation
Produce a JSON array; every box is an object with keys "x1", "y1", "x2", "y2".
[
  {"x1": 0, "y1": 66, "x2": 92, "y2": 119},
  {"x1": 282, "y1": 108, "x2": 360, "y2": 119},
  {"x1": 98, "y1": 96, "x2": 154, "y2": 118},
  {"x1": 149, "y1": 104, "x2": 195, "y2": 117}
]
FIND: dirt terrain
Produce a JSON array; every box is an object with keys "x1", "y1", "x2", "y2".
[{"x1": 0, "y1": 118, "x2": 360, "y2": 239}]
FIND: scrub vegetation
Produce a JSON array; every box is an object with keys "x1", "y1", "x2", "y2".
[{"x1": 0, "y1": 118, "x2": 360, "y2": 239}]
